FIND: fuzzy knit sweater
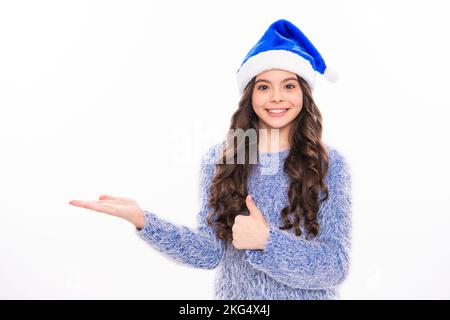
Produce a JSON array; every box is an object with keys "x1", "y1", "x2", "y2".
[{"x1": 136, "y1": 143, "x2": 352, "y2": 300}]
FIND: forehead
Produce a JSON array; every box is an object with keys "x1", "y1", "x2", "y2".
[{"x1": 255, "y1": 69, "x2": 297, "y2": 80}]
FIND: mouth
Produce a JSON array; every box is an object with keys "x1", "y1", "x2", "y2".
[{"x1": 265, "y1": 108, "x2": 290, "y2": 117}]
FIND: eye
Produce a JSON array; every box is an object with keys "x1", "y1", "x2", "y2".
[
  {"x1": 257, "y1": 85, "x2": 268, "y2": 90},
  {"x1": 286, "y1": 83, "x2": 296, "y2": 89}
]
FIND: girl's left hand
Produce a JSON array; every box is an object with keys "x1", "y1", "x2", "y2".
[{"x1": 232, "y1": 195, "x2": 270, "y2": 250}]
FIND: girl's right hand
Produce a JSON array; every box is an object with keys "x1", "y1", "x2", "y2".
[{"x1": 69, "y1": 195, "x2": 145, "y2": 229}]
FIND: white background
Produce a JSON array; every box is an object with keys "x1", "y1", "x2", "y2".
[{"x1": 1, "y1": 0, "x2": 449, "y2": 299}]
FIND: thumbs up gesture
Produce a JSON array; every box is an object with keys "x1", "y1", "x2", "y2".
[{"x1": 232, "y1": 195, "x2": 270, "y2": 250}]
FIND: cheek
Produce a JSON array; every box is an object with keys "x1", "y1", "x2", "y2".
[
  {"x1": 288, "y1": 94, "x2": 303, "y2": 117},
  {"x1": 292, "y1": 94, "x2": 303, "y2": 110},
  {"x1": 251, "y1": 94, "x2": 265, "y2": 109}
]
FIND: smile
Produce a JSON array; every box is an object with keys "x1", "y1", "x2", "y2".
[{"x1": 266, "y1": 108, "x2": 289, "y2": 117}]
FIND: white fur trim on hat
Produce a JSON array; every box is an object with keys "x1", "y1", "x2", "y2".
[
  {"x1": 324, "y1": 67, "x2": 339, "y2": 82},
  {"x1": 236, "y1": 49, "x2": 316, "y2": 95}
]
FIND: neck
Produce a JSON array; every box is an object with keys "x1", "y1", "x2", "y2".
[{"x1": 257, "y1": 123, "x2": 291, "y2": 153}]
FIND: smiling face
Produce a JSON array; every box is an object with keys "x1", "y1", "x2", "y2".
[{"x1": 252, "y1": 69, "x2": 303, "y2": 132}]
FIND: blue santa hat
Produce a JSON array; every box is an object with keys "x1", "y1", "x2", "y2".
[{"x1": 236, "y1": 19, "x2": 338, "y2": 95}]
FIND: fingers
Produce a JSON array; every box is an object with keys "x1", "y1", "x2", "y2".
[
  {"x1": 99, "y1": 194, "x2": 131, "y2": 201},
  {"x1": 69, "y1": 200, "x2": 117, "y2": 215},
  {"x1": 69, "y1": 200, "x2": 95, "y2": 208},
  {"x1": 69, "y1": 194, "x2": 132, "y2": 201},
  {"x1": 70, "y1": 199, "x2": 117, "y2": 205},
  {"x1": 99, "y1": 195, "x2": 120, "y2": 200}
]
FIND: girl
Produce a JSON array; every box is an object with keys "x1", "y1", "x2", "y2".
[{"x1": 69, "y1": 19, "x2": 352, "y2": 300}]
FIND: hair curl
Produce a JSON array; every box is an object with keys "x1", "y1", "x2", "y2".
[{"x1": 206, "y1": 75, "x2": 329, "y2": 245}]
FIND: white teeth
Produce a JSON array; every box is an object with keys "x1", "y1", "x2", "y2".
[{"x1": 268, "y1": 109, "x2": 287, "y2": 114}]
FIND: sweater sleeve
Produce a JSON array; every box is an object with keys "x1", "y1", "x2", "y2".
[
  {"x1": 135, "y1": 144, "x2": 225, "y2": 270},
  {"x1": 244, "y1": 148, "x2": 352, "y2": 289}
]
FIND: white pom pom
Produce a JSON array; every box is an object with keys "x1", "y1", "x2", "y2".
[{"x1": 323, "y1": 67, "x2": 339, "y2": 83}]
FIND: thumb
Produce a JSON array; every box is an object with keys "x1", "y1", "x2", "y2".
[{"x1": 246, "y1": 195, "x2": 264, "y2": 219}]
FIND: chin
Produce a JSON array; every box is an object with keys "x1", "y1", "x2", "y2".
[{"x1": 260, "y1": 118, "x2": 291, "y2": 129}]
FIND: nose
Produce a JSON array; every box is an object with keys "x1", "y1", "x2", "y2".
[{"x1": 270, "y1": 88, "x2": 285, "y2": 103}]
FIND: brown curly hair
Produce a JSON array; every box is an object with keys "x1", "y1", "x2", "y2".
[{"x1": 206, "y1": 74, "x2": 330, "y2": 245}]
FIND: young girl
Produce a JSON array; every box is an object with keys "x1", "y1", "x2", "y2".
[{"x1": 69, "y1": 19, "x2": 352, "y2": 300}]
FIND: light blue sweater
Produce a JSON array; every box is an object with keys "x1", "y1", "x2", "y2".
[{"x1": 136, "y1": 143, "x2": 352, "y2": 300}]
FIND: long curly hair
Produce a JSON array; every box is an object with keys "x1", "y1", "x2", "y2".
[{"x1": 206, "y1": 74, "x2": 330, "y2": 245}]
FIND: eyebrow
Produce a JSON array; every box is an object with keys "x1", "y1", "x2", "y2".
[{"x1": 255, "y1": 77, "x2": 298, "y2": 84}]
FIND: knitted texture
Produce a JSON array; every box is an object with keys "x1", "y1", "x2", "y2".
[{"x1": 136, "y1": 143, "x2": 352, "y2": 300}]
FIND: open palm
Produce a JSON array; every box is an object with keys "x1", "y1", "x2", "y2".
[{"x1": 69, "y1": 195, "x2": 145, "y2": 228}]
